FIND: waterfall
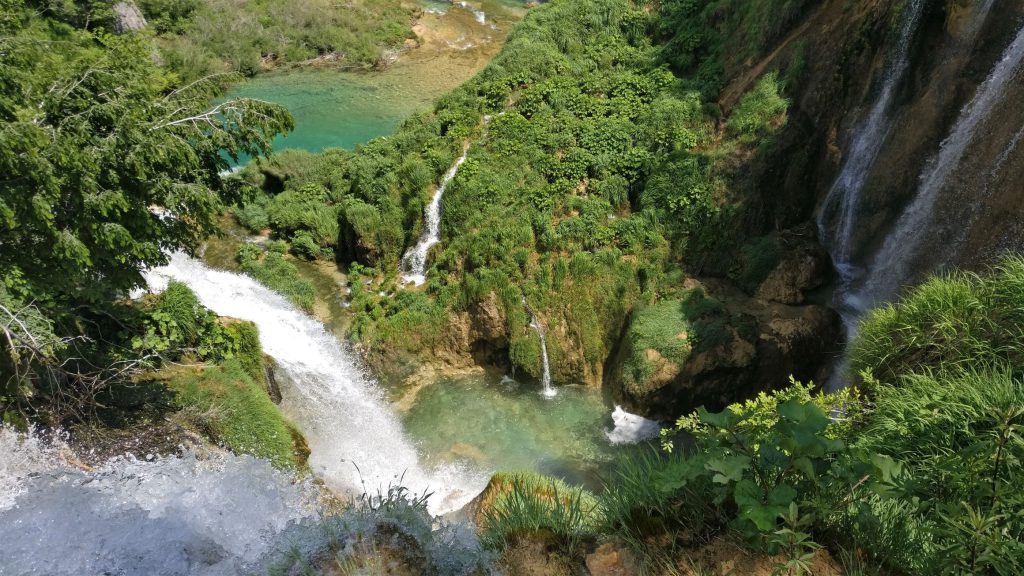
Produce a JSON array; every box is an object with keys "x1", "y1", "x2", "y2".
[
  {"x1": 146, "y1": 253, "x2": 486, "y2": 514},
  {"x1": 522, "y1": 298, "x2": 556, "y2": 398},
  {"x1": 0, "y1": 427, "x2": 315, "y2": 575},
  {"x1": 864, "y1": 23, "x2": 1024, "y2": 303},
  {"x1": 816, "y1": 0, "x2": 925, "y2": 323},
  {"x1": 401, "y1": 146, "x2": 471, "y2": 286}
]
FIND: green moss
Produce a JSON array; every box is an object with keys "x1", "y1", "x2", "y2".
[
  {"x1": 168, "y1": 358, "x2": 306, "y2": 469},
  {"x1": 621, "y1": 288, "x2": 735, "y2": 395},
  {"x1": 731, "y1": 235, "x2": 784, "y2": 293},
  {"x1": 224, "y1": 321, "x2": 264, "y2": 382}
]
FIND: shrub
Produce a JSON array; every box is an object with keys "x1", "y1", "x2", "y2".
[
  {"x1": 727, "y1": 72, "x2": 789, "y2": 142},
  {"x1": 237, "y1": 245, "x2": 316, "y2": 312}
]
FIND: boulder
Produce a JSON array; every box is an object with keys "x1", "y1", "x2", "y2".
[
  {"x1": 755, "y1": 232, "x2": 830, "y2": 304},
  {"x1": 112, "y1": 2, "x2": 147, "y2": 34},
  {"x1": 586, "y1": 543, "x2": 639, "y2": 576},
  {"x1": 610, "y1": 278, "x2": 840, "y2": 420}
]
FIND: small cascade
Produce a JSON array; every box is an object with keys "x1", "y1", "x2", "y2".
[
  {"x1": 816, "y1": 0, "x2": 925, "y2": 327},
  {"x1": 864, "y1": 23, "x2": 1024, "y2": 303},
  {"x1": 522, "y1": 298, "x2": 556, "y2": 398},
  {"x1": 606, "y1": 406, "x2": 660, "y2": 445},
  {"x1": 146, "y1": 254, "x2": 486, "y2": 514},
  {"x1": 400, "y1": 146, "x2": 470, "y2": 286}
]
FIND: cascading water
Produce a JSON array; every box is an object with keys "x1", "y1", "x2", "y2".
[
  {"x1": 0, "y1": 427, "x2": 316, "y2": 575},
  {"x1": 864, "y1": 23, "x2": 1024, "y2": 303},
  {"x1": 522, "y1": 298, "x2": 556, "y2": 398},
  {"x1": 816, "y1": 0, "x2": 925, "y2": 326},
  {"x1": 146, "y1": 253, "x2": 486, "y2": 514},
  {"x1": 814, "y1": 0, "x2": 925, "y2": 391},
  {"x1": 401, "y1": 145, "x2": 471, "y2": 286}
]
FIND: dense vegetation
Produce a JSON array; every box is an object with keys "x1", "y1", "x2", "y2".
[
  {"x1": 475, "y1": 258, "x2": 1024, "y2": 569},
  {"x1": 232, "y1": 0, "x2": 800, "y2": 383},
  {"x1": 475, "y1": 258, "x2": 1024, "y2": 574},
  {"x1": 0, "y1": 0, "x2": 299, "y2": 465},
  {"x1": 137, "y1": 0, "x2": 417, "y2": 81}
]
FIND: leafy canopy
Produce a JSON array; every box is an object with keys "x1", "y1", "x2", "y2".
[{"x1": 0, "y1": 1, "x2": 292, "y2": 314}]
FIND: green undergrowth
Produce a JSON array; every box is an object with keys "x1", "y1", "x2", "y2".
[
  {"x1": 138, "y1": 0, "x2": 416, "y2": 81},
  {"x1": 655, "y1": 0, "x2": 818, "y2": 95},
  {"x1": 237, "y1": 242, "x2": 316, "y2": 312},
  {"x1": 134, "y1": 282, "x2": 307, "y2": 469},
  {"x1": 232, "y1": 0, "x2": 798, "y2": 381},
  {"x1": 477, "y1": 258, "x2": 1024, "y2": 574},
  {"x1": 620, "y1": 288, "x2": 739, "y2": 396},
  {"x1": 850, "y1": 255, "x2": 1024, "y2": 385},
  {"x1": 165, "y1": 358, "x2": 307, "y2": 469},
  {"x1": 477, "y1": 471, "x2": 599, "y2": 557}
]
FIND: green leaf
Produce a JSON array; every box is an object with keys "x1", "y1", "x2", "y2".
[{"x1": 707, "y1": 454, "x2": 750, "y2": 484}]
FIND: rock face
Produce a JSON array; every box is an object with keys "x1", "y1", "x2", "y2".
[
  {"x1": 585, "y1": 543, "x2": 639, "y2": 576},
  {"x1": 609, "y1": 278, "x2": 840, "y2": 420},
  {"x1": 112, "y1": 2, "x2": 147, "y2": 34},
  {"x1": 730, "y1": 0, "x2": 1024, "y2": 292},
  {"x1": 754, "y1": 228, "x2": 830, "y2": 305}
]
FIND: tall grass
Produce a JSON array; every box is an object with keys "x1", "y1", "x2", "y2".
[
  {"x1": 599, "y1": 448, "x2": 719, "y2": 553},
  {"x1": 850, "y1": 256, "x2": 1024, "y2": 384},
  {"x1": 478, "y1": 472, "x2": 598, "y2": 555}
]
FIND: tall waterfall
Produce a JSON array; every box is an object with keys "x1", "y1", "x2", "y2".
[
  {"x1": 522, "y1": 298, "x2": 556, "y2": 398},
  {"x1": 864, "y1": 23, "x2": 1024, "y2": 303},
  {"x1": 816, "y1": 0, "x2": 925, "y2": 324},
  {"x1": 401, "y1": 146, "x2": 471, "y2": 286},
  {"x1": 0, "y1": 427, "x2": 315, "y2": 575},
  {"x1": 146, "y1": 254, "x2": 486, "y2": 514}
]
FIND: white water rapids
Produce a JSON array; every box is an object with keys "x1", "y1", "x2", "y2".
[
  {"x1": 146, "y1": 253, "x2": 487, "y2": 514},
  {"x1": 0, "y1": 428, "x2": 315, "y2": 575}
]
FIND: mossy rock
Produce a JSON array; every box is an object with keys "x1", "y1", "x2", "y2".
[{"x1": 164, "y1": 359, "x2": 308, "y2": 470}]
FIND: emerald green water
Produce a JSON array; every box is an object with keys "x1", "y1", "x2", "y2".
[
  {"x1": 401, "y1": 376, "x2": 633, "y2": 489},
  {"x1": 227, "y1": 70, "x2": 436, "y2": 156},
  {"x1": 224, "y1": 0, "x2": 525, "y2": 161}
]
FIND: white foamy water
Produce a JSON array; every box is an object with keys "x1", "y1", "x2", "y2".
[
  {"x1": 0, "y1": 427, "x2": 314, "y2": 575},
  {"x1": 865, "y1": 22, "x2": 1024, "y2": 303},
  {"x1": 401, "y1": 147, "x2": 470, "y2": 286},
  {"x1": 605, "y1": 406, "x2": 661, "y2": 445},
  {"x1": 146, "y1": 253, "x2": 487, "y2": 514},
  {"x1": 522, "y1": 298, "x2": 556, "y2": 398},
  {"x1": 816, "y1": 0, "x2": 924, "y2": 279}
]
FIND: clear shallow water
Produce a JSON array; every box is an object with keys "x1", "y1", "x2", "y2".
[
  {"x1": 224, "y1": 0, "x2": 525, "y2": 161},
  {"x1": 401, "y1": 375, "x2": 654, "y2": 490}
]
